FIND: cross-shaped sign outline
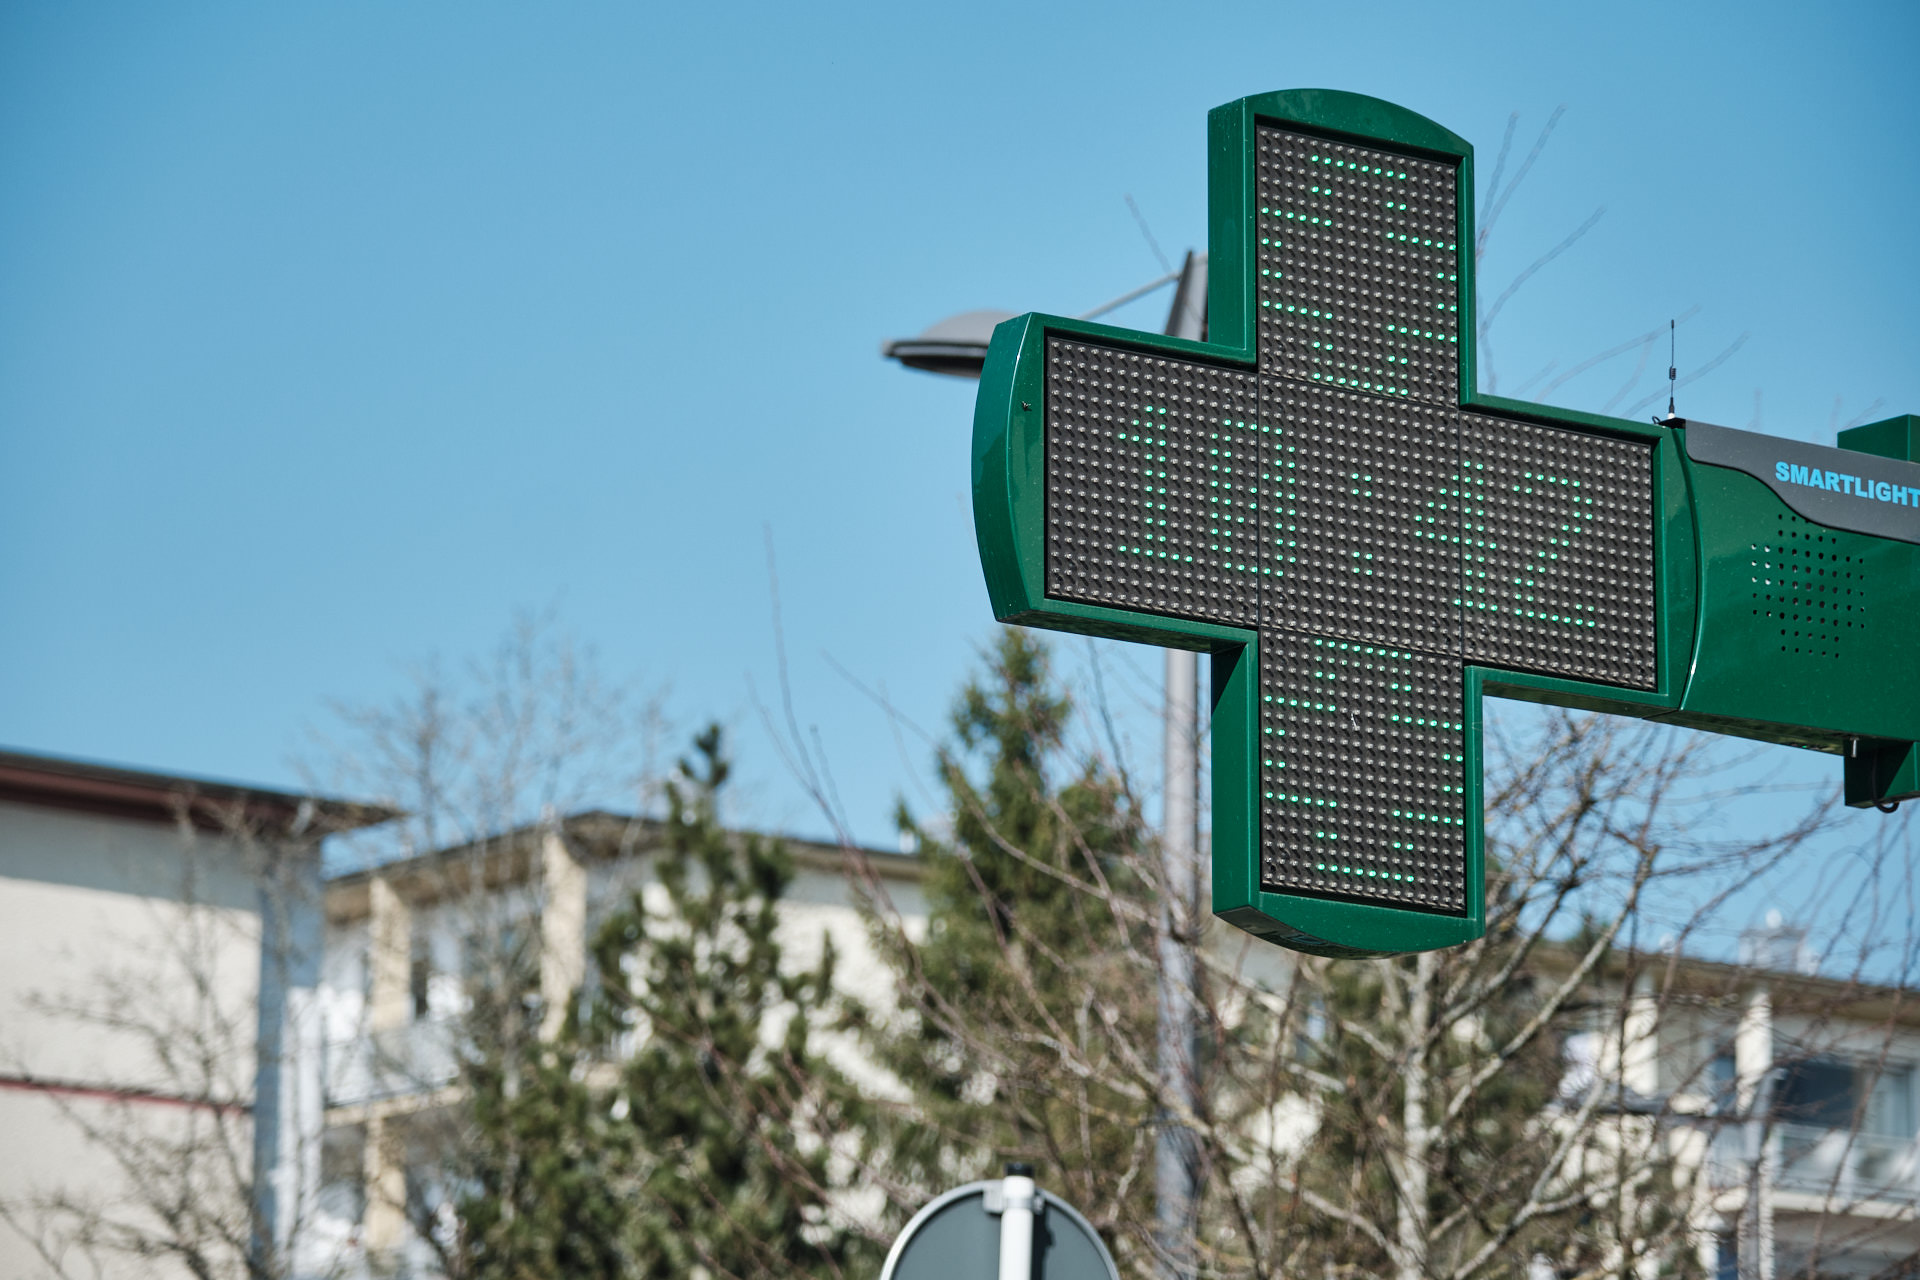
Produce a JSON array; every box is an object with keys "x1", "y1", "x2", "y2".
[{"x1": 970, "y1": 90, "x2": 1702, "y2": 957}]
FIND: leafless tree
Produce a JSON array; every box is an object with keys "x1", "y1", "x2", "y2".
[
  {"x1": 0, "y1": 614, "x2": 668, "y2": 1280},
  {"x1": 300, "y1": 611, "x2": 670, "y2": 1276},
  {"x1": 836, "y1": 624, "x2": 1920, "y2": 1280},
  {"x1": 0, "y1": 796, "x2": 350, "y2": 1280}
]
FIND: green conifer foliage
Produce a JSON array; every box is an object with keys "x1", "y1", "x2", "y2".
[
  {"x1": 456, "y1": 1035, "x2": 634, "y2": 1280},
  {"x1": 863, "y1": 641, "x2": 1730, "y2": 1280},
  {"x1": 452, "y1": 726, "x2": 878, "y2": 1280},
  {"x1": 866, "y1": 629, "x2": 1158, "y2": 1255}
]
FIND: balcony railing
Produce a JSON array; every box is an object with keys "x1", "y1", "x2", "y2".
[
  {"x1": 1707, "y1": 1121, "x2": 1920, "y2": 1205},
  {"x1": 325, "y1": 1015, "x2": 463, "y2": 1108}
]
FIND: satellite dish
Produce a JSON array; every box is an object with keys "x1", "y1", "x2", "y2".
[{"x1": 880, "y1": 1167, "x2": 1121, "y2": 1280}]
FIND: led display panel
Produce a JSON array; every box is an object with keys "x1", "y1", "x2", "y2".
[
  {"x1": 1254, "y1": 129, "x2": 1461, "y2": 404},
  {"x1": 1041, "y1": 122, "x2": 1658, "y2": 920},
  {"x1": 1259, "y1": 630, "x2": 1466, "y2": 913},
  {"x1": 1045, "y1": 339, "x2": 1260, "y2": 626},
  {"x1": 979, "y1": 89, "x2": 1920, "y2": 957}
]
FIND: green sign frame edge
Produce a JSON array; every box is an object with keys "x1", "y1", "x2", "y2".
[{"x1": 971, "y1": 89, "x2": 1706, "y2": 956}]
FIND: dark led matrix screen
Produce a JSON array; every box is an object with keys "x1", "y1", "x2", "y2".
[{"x1": 1043, "y1": 126, "x2": 1656, "y2": 915}]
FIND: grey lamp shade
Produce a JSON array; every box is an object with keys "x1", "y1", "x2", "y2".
[{"x1": 881, "y1": 309, "x2": 1016, "y2": 379}]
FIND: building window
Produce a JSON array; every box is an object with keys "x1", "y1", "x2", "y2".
[
  {"x1": 1774, "y1": 1058, "x2": 1916, "y2": 1136},
  {"x1": 318, "y1": 1125, "x2": 367, "y2": 1228},
  {"x1": 1707, "y1": 1048, "x2": 1737, "y2": 1114},
  {"x1": 410, "y1": 940, "x2": 431, "y2": 1020},
  {"x1": 1868, "y1": 1064, "x2": 1916, "y2": 1137},
  {"x1": 1715, "y1": 1234, "x2": 1738, "y2": 1280}
]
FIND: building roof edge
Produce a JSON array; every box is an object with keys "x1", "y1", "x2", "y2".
[{"x1": 0, "y1": 746, "x2": 399, "y2": 835}]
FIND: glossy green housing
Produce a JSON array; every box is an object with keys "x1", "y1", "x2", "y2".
[{"x1": 971, "y1": 89, "x2": 1917, "y2": 957}]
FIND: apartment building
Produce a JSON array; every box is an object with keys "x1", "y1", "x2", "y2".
[
  {"x1": 313, "y1": 810, "x2": 928, "y2": 1276},
  {"x1": 1543, "y1": 920, "x2": 1919, "y2": 1279},
  {"x1": 307, "y1": 802, "x2": 1920, "y2": 1280},
  {"x1": 1665, "y1": 939, "x2": 1920, "y2": 1277},
  {"x1": 0, "y1": 747, "x2": 391, "y2": 1280}
]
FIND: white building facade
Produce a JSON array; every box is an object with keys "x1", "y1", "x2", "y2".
[
  {"x1": 304, "y1": 806, "x2": 1920, "y2": 1280},
  {"x1": 1560, "y1": 926, "x2": 1920, "y2": 1279},
  {"x1": 314, "y1": 811, "x2": 928, "y2": 1276},
  {"x1": 0, "y1": 748, "x2": 390, "y2": 1280}
]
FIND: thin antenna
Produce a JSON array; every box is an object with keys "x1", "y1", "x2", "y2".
[{"x1": 1654, "y1": 318, "x2": 1679, "y2": 424}]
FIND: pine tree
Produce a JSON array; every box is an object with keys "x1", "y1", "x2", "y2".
[
  {"x1": 455, "y1": 1032, "x2": 633, "y2": 1280},
  {"x1": 593, "y1": 724, "x2": 875, "y2": 1279},
  {"x1": 450, "y1": 726, "x2": 878, "y2": 1279},
  {"x1": 866, "y1": 637, "x2": 1732, "y2": 1280},
  {"x1": 864, "y1": 629, "x2": 1158, "y2": 1252}
]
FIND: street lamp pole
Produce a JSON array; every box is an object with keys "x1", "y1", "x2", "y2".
[
  {"x1": 883, "y1": 253, "x2": 1209, "y2": 1279},
  {"x1": 1154, "y1": 251, "x2": 1205, "y2": 1280}
]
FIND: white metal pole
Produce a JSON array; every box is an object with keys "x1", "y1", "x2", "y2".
[{"x1": 997, "y1": 1169, "x2": 1038, "y2": 1280}]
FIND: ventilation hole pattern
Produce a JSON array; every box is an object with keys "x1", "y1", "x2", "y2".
[
  {"x1": 1255, "y1": 126, "x2": 1459, "y2": 405},
  {"x1": 1259, "y1": 631, "x2": 1466, "y2": 912},
  {"x1": 1044, "y1": 340, "x2": 1261, "y2": 625},
  {"x1": 1751, "y1": 510, "x2": 1871, "y2": 659},
  {"x1": 1459, "y1": 417, "x2": 1658, "y2": 688}
]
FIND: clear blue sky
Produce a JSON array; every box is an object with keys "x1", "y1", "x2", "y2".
[{"x1": 3, "y1": 3, "x2": 1915, "y2": 895}]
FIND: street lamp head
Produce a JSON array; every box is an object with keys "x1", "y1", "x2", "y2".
[{"x1": 881, "y1": 308, "x2": 1015, "y2": 380}]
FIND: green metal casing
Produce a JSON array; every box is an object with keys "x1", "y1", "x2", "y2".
[{"x1": 971, "y1": 90, "x2": 1920, "y2": 957}]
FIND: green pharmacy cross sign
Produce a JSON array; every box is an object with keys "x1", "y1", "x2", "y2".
[{"x1": 971, "y1": 89, "x2": 1920, "y2": 958}]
